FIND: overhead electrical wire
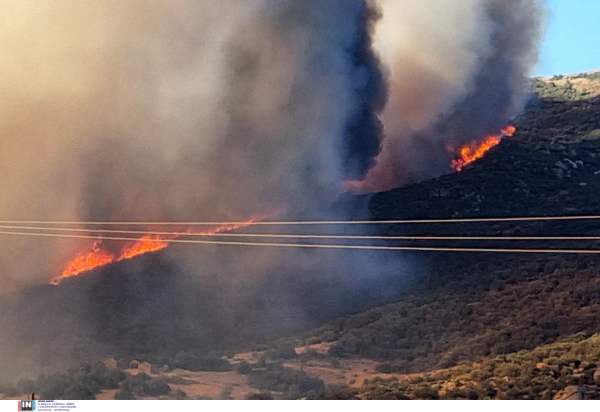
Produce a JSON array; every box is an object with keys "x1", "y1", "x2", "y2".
[
  {"x1": 2, "y1": 228, "x2": 600, "y2": 254},
  {"x1": 2, "y1": 214, "x2": 600, "y2": 226},
  {"x1": 0, "y1": 224, "x2": 599, "y2": 242}
]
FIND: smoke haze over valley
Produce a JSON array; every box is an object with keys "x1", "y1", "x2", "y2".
[{"x1": 0, "y1": 0, "x2": 552, "y2": 397}]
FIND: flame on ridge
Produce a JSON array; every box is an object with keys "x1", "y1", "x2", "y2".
[{"x1": 451, "y1": 125, "x2": 516, "y2": 172}]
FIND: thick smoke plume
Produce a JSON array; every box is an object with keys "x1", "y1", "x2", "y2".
[
  {"x1": 0, "y1": 0, "x2": 544, "y2": 381},
  {"x1": 349, "y1": 0, "x2": 546, "y2": 191},
  {"x1": 0, "y1": 0, "x2": 545, "y2": 287},
  {"x1": 0, "y1": 0, "x2": 393, "y2": 381},
  {"x1": 0, "y1": 0, "x2": 385, "y2": 289}
]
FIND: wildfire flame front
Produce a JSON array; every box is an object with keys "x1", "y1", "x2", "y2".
[
  {"x1": 51, "y1": 219, "x2": 259, "y2": 285},
  {"x1": 451, "y1": 126, "x2": 516, "y2": 172}
]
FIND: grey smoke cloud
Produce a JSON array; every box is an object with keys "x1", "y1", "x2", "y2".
[
  {"x1": 0, "y1": 0, "x2": 384, "y2": 288},
  {"x1": 0, "y1": 0, "x2": 545, "y2": 287},
  {"x1": 352, "y1": 0, "x2": 546, "y2": 191},
  {"x1": 0, "y1": 2, "x2": 394, "y2": 381},
  {"x1": 0, "y1": 0, "x2": 547, "y2": 383}
]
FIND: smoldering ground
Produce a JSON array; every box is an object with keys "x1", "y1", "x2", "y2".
[{"x1": 0, "y1": 0, "x2": 544, "y2": 381}]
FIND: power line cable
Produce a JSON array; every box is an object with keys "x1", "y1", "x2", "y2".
[
  {"x1": 1, "y1": 214, "x2": 600, "y2": 226},
  {"x1": 0, "y1": 224, "x2": 600, "y2": 241},
  {"x1": 1, "y1": 229, "x2": 600, "y2": 254}
]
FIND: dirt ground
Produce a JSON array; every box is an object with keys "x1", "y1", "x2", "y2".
[
  {"x1": 161, "y1": 369, "x2": 252, "y2": 400},
  {"x1": 4, "y1": 343, "x2": 418, "y2": 400},
  {"x1": 285, "y1": 356, "x2": 405, "y2": 388},
  {"x1": 115, "y1": 367, "x2": 255, "y2": 400}
]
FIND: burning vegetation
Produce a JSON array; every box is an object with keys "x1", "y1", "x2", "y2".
[
  {"x1": 52, "y1": 220, "x2": 258, "y2": 285},
  {"x1": 451, "y1": 126, "x2": 516, "y2": 172},
  {"x1": 0, "y1": 0, "x2": 547, "y2": 397}
]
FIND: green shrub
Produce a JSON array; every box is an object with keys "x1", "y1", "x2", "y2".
[
  {"x1": 120, "y1": 373, "x2": 170, "y2": 397},
  {"x1": 114, "y1": 390, "x2": 136, "y2": 400},
  {"x1": 408, "y1": 376, "x2": 424, "y2": 385},
  {"x1": 173, "y1": 356, "x2": 232, "y2": 372},
  {"x1": 41, "y1": 379, "x2": 97, "y2": 400},
  {"x1": 411, "y1": 384, "x2": 439, "y2": 400},
  {"x1": 36, "y1": 373, "x2": 98, "y2": 400},
  {"x1": 173, "y1": 389, "x2": 187, "y2": 399},
  {"x1": 120, "y1": 373, "x2": 151, "y2": 395},
  {"x1": 306, "y1": 337, "x2": 321, "y2": 345},
  {"x1": 247, "y1": 392, "x2": 274, "y2": 400},
  {"x1": 375, "y1": 363, "x2": 392, "y2": 373},
  {"x1": 247, "y1": 364, "x2": 325, "y2": 399},
  {"x1": 236, "y1": 361, "x2": 253, "y2": 375},
  {"x1": 319, "y1": 330, "x2": 338, "y2": 342},
  {"x1": 144, "y1": 380, "x2": 171, "y2": 396},
  {"x1": 271, "y1": 344, "x2": 297, "y2": 360},
  {"x1": 87, "y1": 363, "x2": 126, "y2": 389}
]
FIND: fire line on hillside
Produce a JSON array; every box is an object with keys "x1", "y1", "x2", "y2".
[
  {"x1": 450, "y1": 126, "x2": 516, "y2": 172},
  {"x1": 51, "y1": 220, "x2": 258, "y2": 285}
]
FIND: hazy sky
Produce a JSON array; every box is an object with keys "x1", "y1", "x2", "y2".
[{"x1": 536, "y1": 0, "x2": 600, "y2": 76}]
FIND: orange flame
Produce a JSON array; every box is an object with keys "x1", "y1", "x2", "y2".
[
  {"x1": 451, "y1": 126, "x2": 516, "y2": 172},
  {"x1": 51, "y1": 218, "x2": 260, "y2": 285},
  {"x1": 117, "y1": 235, "x2": 169, "y2": 261},
  {"x1": 57, "y1": 241, "x2": 115, "y2": 284}
]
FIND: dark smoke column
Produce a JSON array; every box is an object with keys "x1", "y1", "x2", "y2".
[
  {"x1": 341, "y1": 3, "x2": 388, "y2": 180},
  {"x1": 350, "y1": 0, "x2": 545, "y2": 191}
]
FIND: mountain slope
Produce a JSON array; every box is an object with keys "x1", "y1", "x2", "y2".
[
  {"x1": 3, "y1": 76, "x2": 600, "y2": 400},
  {"x1": 285, "y1": 76, "x2": 600, "y2": 398}
]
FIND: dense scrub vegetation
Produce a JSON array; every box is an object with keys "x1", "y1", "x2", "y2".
[
  {"x1": 295, "y1": 77, "x2": 600, "y2": 382},
  {"x1": 0, "y1": 363, "x2": 125, "y2": 400},
  {"x1": 172, "y1": 354, "x2": 232, "y2": 372},
  {"x1": 0, "y1": 362, "x2": 178, "y2": 400},
  {"x1": 247, "y1": 361, "x2": 325, "y2": 399},
  {"x1": 321, "y1": 333, "x2": 600, "y2": 400},
  {"x1": 294, "y1": 255, "x2": 600, "y2": 374},
  {"x1": 3, "y1": 77, "x2": 600, "y2": 400},
  {"x1": 118, "y1": 373, "x2": 171, "y2": 398},
  {"x1": 531, "y1": 78, "x2": 592, "y2": 101},
  {"x1": 570, "y1": 71, "x2": 600, "y2": 81}
]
